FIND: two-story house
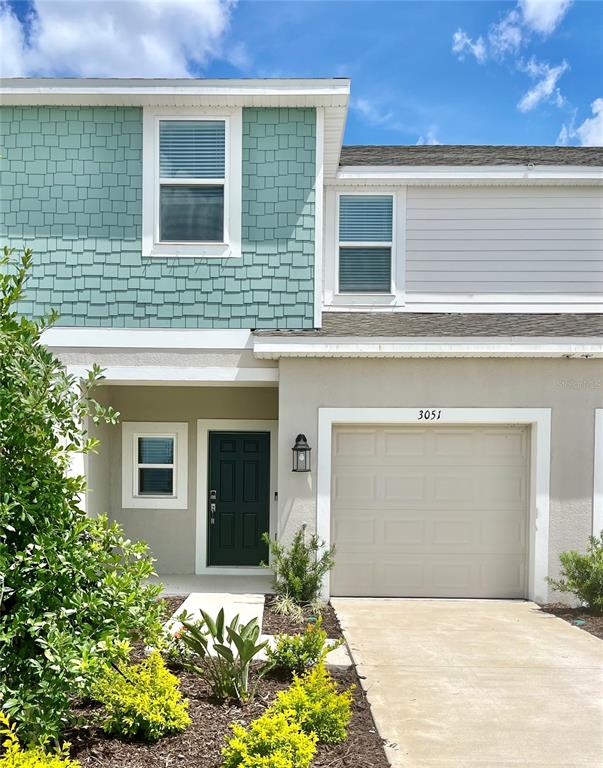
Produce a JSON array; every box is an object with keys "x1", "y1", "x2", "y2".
[{"x1": 2, "y1": 77, "x2": 602, "y2": 604}]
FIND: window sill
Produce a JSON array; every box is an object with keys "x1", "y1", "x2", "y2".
[
  {"x1": 122, "y1": 497, "x2": 187, "y2": 510},
  {"x1": 144, "y1": 242, "x2": 241, "y2": 259},
  {"x1": 327, "y1": 293, "x2": 402, "y2": 307}
]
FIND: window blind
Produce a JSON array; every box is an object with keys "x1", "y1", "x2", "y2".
[
  {"x1": 339, "y1": 195, "x2": 393, "y2": 242},
  {"x1": 159, "y1": 120, "x2": 225, "y2": 179},
  {"x1": 138, "y1": 437, "x2": 174, "y2": 465},
  {"x1": 339, "y1": 246, "x2": 392, "y2": 293}
]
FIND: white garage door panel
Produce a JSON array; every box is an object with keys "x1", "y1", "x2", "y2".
[{"x1": 331, "y1": 425, "x2": 529, "y2": 598}]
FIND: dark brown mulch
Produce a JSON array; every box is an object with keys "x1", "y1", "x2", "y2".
[
  {"x1": 160, "y1": 595, "x2": 188, "y2": 623},
  {"x1": 68, "y1": 664, "x2": 389, "y2": 768},
  {"x1": 539, "y1": 603, "x2": 603, "y2": 640},
  {"x1": 262, "y1": 596, "x2": 344, "y2": 639}
]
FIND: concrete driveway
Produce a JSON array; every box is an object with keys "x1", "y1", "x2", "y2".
[{"x1": 333, "y1": 599, "x2": 603, "y2": 768}]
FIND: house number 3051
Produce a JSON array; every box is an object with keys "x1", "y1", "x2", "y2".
[{"x1": 418, "y1": 409, "x2": 442, "y2": 421}]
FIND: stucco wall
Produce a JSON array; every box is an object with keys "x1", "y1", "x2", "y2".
[
  {"x1": 1, "y1": 105, "x2": 316, "y2": 328},
  {"x1": 276, "y1": 357, "x2": 603, "y2": 590},
  {"x1": 91, "y1": 386, "x2": 278, "y2": 573}
]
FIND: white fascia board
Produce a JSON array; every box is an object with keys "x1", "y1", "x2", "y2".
[
  {"x1": 334, "y1": 165, "x2": 603, "y2": 185},
  {"x1": 42, "y1": 328, "x2": 253, "y2": 350},
  {"x1": 0, "y1": 78, "x2": 350, "y2": 106},
  {"x1": 253, "y1": 336, "x2": 603, "y2": 359},
  {"x1": 66, "y1": 365, "x2": 278, "y2": 385},
  {"x1": 323, "y1": 296, "x2": 603, "y2": 313}
]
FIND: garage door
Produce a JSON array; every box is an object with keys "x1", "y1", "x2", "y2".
[{"x1": 331, "y1": 425, "x2": 529, "y2": 598}]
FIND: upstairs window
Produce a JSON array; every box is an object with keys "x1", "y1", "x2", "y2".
[
  {"x1": 142, "y1": 108, "x2": 242, "y2": 259},
  {"x1": 159, "y1": 120, "x2": 225, "y2": 243},
  {"x1": 338, "y1": 195, "x2": 393, "y2": 293}
]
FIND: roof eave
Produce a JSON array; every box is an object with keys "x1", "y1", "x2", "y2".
[
  {"x1": 334, "y1": 164, "x2": 603, "y2": 184},
  {"x1": 253, "y1": 336, "x2": 603, "y2": 359}
]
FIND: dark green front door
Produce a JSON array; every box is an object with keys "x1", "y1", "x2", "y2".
[{"x1": 208, "y1": 431, "x2": 270, "y2": 566}]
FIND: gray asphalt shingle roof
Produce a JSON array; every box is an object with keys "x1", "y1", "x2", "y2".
[
  {"x1": 339, "y1": 145, "x2": 603, "y2": 167},
  {"x1": 255, "y1": 313, "x2": 603, "y2": 338}
]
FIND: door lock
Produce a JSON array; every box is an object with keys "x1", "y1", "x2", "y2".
[{"x1": 209, "y1": 490, "x2": 217, "y2": 525}]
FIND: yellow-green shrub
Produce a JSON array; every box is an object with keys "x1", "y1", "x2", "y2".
[
  {"x1": 221, "y1": 712, "x2": 316, "y2": 768},
  {"x1": 0, "y1": 714, "x2": 79, "y2": 768},
  {"x1": 271, "y1": 663, "x2": 352, "y2": 744},
  {"x1": 93, "y1": 650, "x2": 190, "y2": 742}
]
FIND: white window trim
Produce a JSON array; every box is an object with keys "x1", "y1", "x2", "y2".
[
  {"x1": 122, "y1": 422, "x2": 188, "y2": 509},
  {"x1": 324, "y1": 187, "x2": 406, "y2": 308},
  {"x1": 142, "y1": 107, "x2": 242, "y2": 259},
  {"x1": 316, "y1": 407, "x2": 551, "y2": 602},
  {"x1": 195, "y1": 419, "x2": 278, "y2": 576},
  {"x1": 594, "y1": 410, "x2": 603, "y2": 536}
]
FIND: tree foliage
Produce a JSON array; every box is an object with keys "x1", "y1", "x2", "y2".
[{"x1": 0, "y1": 247, "x2": 163, "y2": 743}]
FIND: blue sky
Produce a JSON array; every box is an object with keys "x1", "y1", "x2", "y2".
[{"x1": 1, "y1": 0, "x2": 602, "y2": 146}]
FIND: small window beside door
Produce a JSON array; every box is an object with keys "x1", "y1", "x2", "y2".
[
  {"x1": 338, "y1": 195, "x2": 393, "y2": 293},
  {"x1": 122, "y1": 422, "x2": 188, "y2": 509},
  {"x1": 137, "y1": 436, "x2": 175, "y2": 496}
]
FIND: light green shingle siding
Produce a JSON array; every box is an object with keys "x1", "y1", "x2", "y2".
[{"x1": 0, "y1": 105, "x2": 316, "y2": 328}]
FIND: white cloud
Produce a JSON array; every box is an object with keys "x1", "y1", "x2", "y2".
[
  {"x1": 558, "y1": 99, "x2": 603, "y2": 146},
  {"x1": 452, "y1": 0, "x2": 573, "y2": 116},
  {"x1": 519, "y1": 0, "x2": 573, "y2": 35},
  {"x1": 452, "y1": 29, "x2": 487, "y2": 63},
  {"x1": 416, "y1": 128, "x2": 442, "y2": 146},
  {"x1": 0, "y1": 1, "x2": 27, "y2": 76},
  {"x1": 488, "y1": 10, "x2": 524, "y2": 59},
  {"x1": 452, "y1": 0, "x2": 573, "y2": 64},
  {"x1": 0, "y1": 0, "x2": 238, "y2": 78},
  {"x1": 352, "y1": 97, "x2": 401, "y2": 130},
  {"x1": 517, "y1": 57, "x2": 569, "y2": 112}
]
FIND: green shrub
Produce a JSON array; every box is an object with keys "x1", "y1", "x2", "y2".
[
  {"x1": 93, "y1": 651, "x2": 190, "y2": 742},
  {"x1": 180, "y1": 609, "x2": 268, "y2": 702},
  {"x1": 262, "y1": 526, "x2": 335, "y2": 607},
  {"x1": 0, "y1": 714, "x2": 79, "y2": 768},
  {"x1": 221, "y1": 711, "x2": 316, "y2": 768},
  {"x1": 547, "y1": 534, "x2": 603, "y2": 611},
  {"x1": 271, "y1": 663, "x2": 353, "y2": 745},
  {"x1": 0, "y1": 247, "x2": 163, "y2": 743},
  {"x1": 267, "y1": 618, "x2": 339, "y2": 675}
]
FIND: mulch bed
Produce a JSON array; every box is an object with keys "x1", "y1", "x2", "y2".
[
  {"x1": 262, "y1": 596, "x2": 344, "y2": 639},
  {"x1": 68, "y1": 664, "x2": 389, "y2": 767},
  {"x1": 160, "y1": 595, "x2": 188, "y2": 623},
  {"x1": 539, "y1": 602, "x2": 603, "y2": 640},
  {"x1": 67, "y1": 593, "x2": 387, "y2": 767}
]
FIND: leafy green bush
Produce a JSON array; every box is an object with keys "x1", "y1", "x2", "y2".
[
  {"x1": 0, "y1": 714, "x2": 79, "y2": 767},
  {"x1": 93, "y1": 651, "x2": 190, "y2": 742},
  {"x1": 180, "y1": 609, "x2": 268, "y2": 702},
  {"x1": 0, "y1": 247, "x2": 163, "y2": 743},
  {"x1": 547, "y1": 534, "x2": 603, "y2": 611},
  {"x1": 267, "y1": 618, "x2": 340, "y2": 675},
  {"x1": 262, "y1": 526, "x2": 335, "y2": 607},
  {"x1": 221, "y1": 711, "x2": 316, "y2": 768},
  {"x1": 271, "y1": 663, "x2": 353, "y2": 745}
]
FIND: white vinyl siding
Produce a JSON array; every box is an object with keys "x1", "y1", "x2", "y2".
[{"x1": 405, "y1": 186, "x2": 603, "y2": 295}]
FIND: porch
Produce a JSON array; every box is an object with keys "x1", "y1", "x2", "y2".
[{"x1": 86, "y1": 383, "x2": 280, "y2": 577}]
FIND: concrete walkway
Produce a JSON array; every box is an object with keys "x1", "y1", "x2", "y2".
[{"x1": 333, "y1": 599, "x2": 603, "y2": 768}]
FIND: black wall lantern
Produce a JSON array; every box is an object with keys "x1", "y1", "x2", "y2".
[{"x1": 292, "y1": 434, "x2": 311, "y2": 472}]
